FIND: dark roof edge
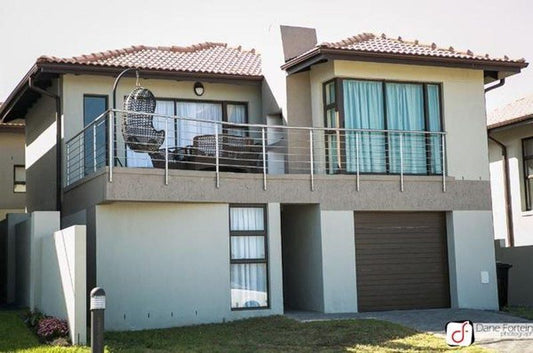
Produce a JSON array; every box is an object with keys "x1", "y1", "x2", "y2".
[
  {"x1": 488, "y1": 114, "x2": 533, "y2": 131},
  {"x1": 281, "y1": 47, "x2": 529, "y2": 74},
  {"x1": 0, "y1": 62, "x2": 263, "y2": 123}
]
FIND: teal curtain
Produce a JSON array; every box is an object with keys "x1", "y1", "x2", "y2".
[
  {"x1": 343, "y1": 80, "x2": 386, "y2": 173},
  {"x1": 385, "y1": 83, "x2": 426, "y2": 174},
  {"x1": 427, "y1": 84, "x2": 443, "y2": 174}
]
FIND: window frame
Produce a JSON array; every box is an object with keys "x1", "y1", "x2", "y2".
[
  {"x1": 229, "y1": 204, "x2": 270, "y2": 311},
  {"x1": 323, "y1": 77, "x2": 445, "y2": 176},
  {"x1": 13, "y1": 164, "x2": 26, "y2": 193},
  {"x1": 83, "y1": 94, "x2": 109, "y2": 169},
  {"x1": 522, "y1": 137, "x2": 533, "y2": 211}
]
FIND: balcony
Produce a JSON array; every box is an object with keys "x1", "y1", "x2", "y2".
[{"x1": 65, "y1": 109, "x2": 448, "y2": 192}]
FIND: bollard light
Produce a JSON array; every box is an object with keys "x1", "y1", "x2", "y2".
[{"x1": 90, "y1": 287, "x2": 106, "y2": 353}]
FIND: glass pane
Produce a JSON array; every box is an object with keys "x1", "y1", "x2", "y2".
[
  {"x1": 526, "y1": 159, "x2": 533, "y2": 177},
  {"x1": 427, "y1": 84, "x2": 442, "y2": 174},
  {"x1": 343, "y1": 80, "x2": 386, "y2": 173},
  {"x1": 385, "y1": 83, "x2": 426, "y2": 174},
  {"x1": 231, "y1": 236, "x2": 265, "y2": 260},
  {"x1": 325, "y1": 82, "x2": 336, "y2": 105},
  {"x1": 14, "y1": 183, "x2": 26, "y2": 193},
  {"x1": 231, "y1": 263, "x2": 268, "y2": 308},
  {"x1": 176, "y1": 102, "x2": 222, "y2": 147},
  {"x1": 14, "y1": 166, "x2": 26, "y2": 182},
  {"x1": 227, "y1": 104, "x2": 246, "y2": 124},
  {"x1": 230, "y1": 207, "x2": 264, "y2": 231},
  {"x1": 524, "y1": 139, "x2": 533, "y2": 157},
  {"x1": 84, "y1": 96, "x2": 107, "y2": 176}
]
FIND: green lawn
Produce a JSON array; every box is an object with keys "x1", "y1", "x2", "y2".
[
  {"x1": 503, "y1": 306, "x2": 533, "y2": 320},
  {"x1": 0, "y1": 311, "x2": 488, "y2": 353}
]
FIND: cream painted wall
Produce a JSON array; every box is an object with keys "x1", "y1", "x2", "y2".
[
  {"x1": 62, "y1": 75, "x2": 263, "y2": 142},
  {"x1": 303, "y1": 60, "x2": 489, "y2": 181},
  {"x1": 0, "y1": 130, "x2": 25, "y2": 215},
  {"x1": 489, "y1": 124, "x2": 533, "y2": 246},
  {"x1": 95, "y1": 202, "x2": 283, "y2": 331}
]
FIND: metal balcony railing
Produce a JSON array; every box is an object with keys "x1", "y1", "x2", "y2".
[{"x1": 65, "y1": 109, "x2": 447, "y2": 192}]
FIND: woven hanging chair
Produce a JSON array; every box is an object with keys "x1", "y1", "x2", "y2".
[{"x1": 122, "y1": 86, "x2": 165, "y2": 152}]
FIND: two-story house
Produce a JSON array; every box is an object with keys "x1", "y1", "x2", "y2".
[{"x1": 0, "y1": 26, "x2": 527, "y2": 330}]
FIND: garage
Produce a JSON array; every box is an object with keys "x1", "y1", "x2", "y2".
[{"x1": 355, "y1": 212, "x2": 450, "y2": 311}]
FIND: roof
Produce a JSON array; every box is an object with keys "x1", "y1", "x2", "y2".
[
  {"x1": 282, "y1": 33, "x2": 528, "y2": 76},
  {"x1": 488, "y1": 94, "x2": 533, "y2": 129},
  {"x1": 37, "y1": 42, "x2": 262, "y2": 77}
]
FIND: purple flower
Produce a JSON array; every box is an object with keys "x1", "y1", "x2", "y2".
[{"x1": 36, "y1": 317, "x2": 69, "y2": 341}]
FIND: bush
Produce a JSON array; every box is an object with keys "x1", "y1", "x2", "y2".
[
  {"x1": 22, "y1": 311, "x2": 45, "y2": 329},
  {"x1": 36, "y1": 317, "x2": 69, "y2": 341}
]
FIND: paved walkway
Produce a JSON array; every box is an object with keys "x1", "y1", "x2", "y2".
[{"x1": 286, "y1": 309, "x2": 533, "y2": 353}]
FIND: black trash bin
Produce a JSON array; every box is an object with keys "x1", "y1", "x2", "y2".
[{"x1": 496, "y1": 262, "x2": 513, "y2": 309}]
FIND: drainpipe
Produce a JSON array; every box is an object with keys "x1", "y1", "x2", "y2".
[
  {"x1": 28, "y1": 76, "x2": 62, "y2": 217},
  {"x1": 488, "y1": 135, "x2": 514, "y2": 247},
  {"x1": 484, "y1": 78, "x2": 505, "y2": 93}
]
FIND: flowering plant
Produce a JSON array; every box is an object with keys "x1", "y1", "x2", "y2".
[{"x1": 36, "y1": 317, "x2": 69, "y2": 341}]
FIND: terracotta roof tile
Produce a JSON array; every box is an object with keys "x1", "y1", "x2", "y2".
[
  {"x1": 37, "y1": 42, "x2": 262, "y2": 77},
  {"x1": 488, "y1": 94, "x2": 533, "y2": 129},
  {"x1": 317, "y1": 33, "x2": 525, "y2": 64}
]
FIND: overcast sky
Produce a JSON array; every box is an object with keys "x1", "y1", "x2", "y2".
[{"x1": 0, "y1": 0, "x2": 530, "y2": 112}]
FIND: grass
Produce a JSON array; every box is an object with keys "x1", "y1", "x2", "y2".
[
  {"x1": 503, "y1": 306, "x2": 533, "y2": 320},
  {"x1": 0, "y1": 311, "x2": 489, "y2": 353}
]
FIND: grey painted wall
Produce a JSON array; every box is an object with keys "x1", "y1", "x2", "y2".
[
  {"x1": 281, "y1": 204, "x2": 324, "y2": 312},
  {"x1": 4, "y1": 213, "x2": 29, "y2": 303},
  {"x1": 495, "y1": 241, "x2": 533, "y2": 307},
  {"x1": 95, "y1": 202, "x2": 283, "y2": 331},
  {"x1": 447, "y1": 211, "x2": 499, "y2": 310}
]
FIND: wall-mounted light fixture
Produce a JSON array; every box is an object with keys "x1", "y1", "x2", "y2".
[{"x1": 194, "y1": 82, "x2": 205, "y2": 96}]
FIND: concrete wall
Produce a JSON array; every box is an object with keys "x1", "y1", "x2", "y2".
[
  {"x1": 320, "y1": 210, "x2": 357, "y2": 313},
  {"x1": 0, "y1": 128, "x2": 25, "y2": 218},
  {"x1": 25, "y1": 80, "x2": 59, "y2": 212},
  {"x1": 446, "y1": 210, "x2": 499, "y2": 310},
  {"x1": 495, "y1": 241, "x2": 533, "y2": 307},
  {"x1": 3, "y1": 213, "x2": 29, "y2": 303},
  {"x1": 14, "y1": 212, "x2": 61, "y2": 308},
  {"x1": 95, "y1": 202, "x2": 282, "y2": 331},
  {"x1": 40, "y1": 226, "x2": 86, "y2": 344},
  {"x1": 489, "y1": 124, "x2": 533, "y2": 246},
  {"x1": 281, "y1": 204, "x2": 324, "y2": 312}
]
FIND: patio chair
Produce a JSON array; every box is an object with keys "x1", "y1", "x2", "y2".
[{"x1": 121, "y1": 87, "x2": 165, "y2": 153}]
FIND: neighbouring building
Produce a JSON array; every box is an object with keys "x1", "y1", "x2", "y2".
[
  {"x1": 0, "y1": 119, "x2": 25, "y2": 219},
  {"x1": 488, "y1": 94, "x2": 533, "y2": 246},
  {"x1": 0, "y1": 26, "x2": 527, "y2": 331}
]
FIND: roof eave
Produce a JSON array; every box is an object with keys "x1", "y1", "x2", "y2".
[
  {"x1": 0, "y1": 64, "x2": 39, "y2": 123},
  {"x1": 488, "y1": 114, "x2": 533, "y2": 131},
  {"x1": 282, "y1": 47, "x2": 528, "y2": 75}
]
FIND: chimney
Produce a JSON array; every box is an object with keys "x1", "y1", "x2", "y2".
[{"x1": 280, "y1": 25, "x2": 317, "y2": 62}]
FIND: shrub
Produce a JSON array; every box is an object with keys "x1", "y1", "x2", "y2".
[
  {"x1": 36, "y1": 317, "x2": 69, "y2": 342},
  {"x1": 23, "y1": 311, "x2": 45, "y2": 329}
]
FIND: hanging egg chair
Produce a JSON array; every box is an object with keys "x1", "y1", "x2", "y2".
[{"x1": 121, "y1": 86, "x2": 165, "y2": 152}]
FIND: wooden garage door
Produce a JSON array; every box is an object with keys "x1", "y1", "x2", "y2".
[{"x1": 355, "y1": 212, "x2": 450, "y2": 311}]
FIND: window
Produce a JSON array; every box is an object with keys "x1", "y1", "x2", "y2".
[
  {"x1": 125, "y1": 99, "x2": 248, "y2": 167},
  {"x1": 13, "y1": 165, "x2": 26, "y2": 193},
  {"x1": 83, "y1": 95, "x2": 108, "y2": 175},
  {"x1": 324, "y1": 80, "x2": 341, "y2": 173},
  {"x1": 324, "y1": 79, "x2": 443, "y2": 175},
  {"x1": 229, "y1": 205, "x2": 268, "y2": 309},
  {"x1": 523, "y1": 137, "x2": 533, "y2": 210}
]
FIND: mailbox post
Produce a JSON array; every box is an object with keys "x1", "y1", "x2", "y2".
[{"x1": 90, "y1": 287, "x2": 106, "y2": 353}]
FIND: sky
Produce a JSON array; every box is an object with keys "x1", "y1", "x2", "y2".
[{"x1": 0, "y1": 0, "x2": 531, "y2": 112}]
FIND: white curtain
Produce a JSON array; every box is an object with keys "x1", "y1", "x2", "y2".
[
  {"x1": 176, "y1": 102, "x2": 222, "y2": 147},
  {"x1": 227, "y1": 104, "x2": 246, "y2": 137},
  {"x1": 229, "y1": 206, "x2": 267, "y2": 308},
  {"x1": 230, "y1": 207, "x2": 264, "y2": 231},
  {"x1": 230, "y1": 263, "x2": 267, "y2": 308},
  {"x1": 126, "y1": 100, "x2": 175, "y2": 167}
]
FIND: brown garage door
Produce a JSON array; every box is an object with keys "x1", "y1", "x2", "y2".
[{"x1": 355, "y1": 212, "x2": 450, "y2": 311}]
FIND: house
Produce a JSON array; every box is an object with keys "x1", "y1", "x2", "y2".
[
  {"x1": 0, "y1": 26, "x2": 527, "y2": 332},
  {"x1": 0, "y1": 118, "x2": 25, "y2": 220},
  {"x1": 488, "y1": 95, "x2": 533, "y2": 246}
]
